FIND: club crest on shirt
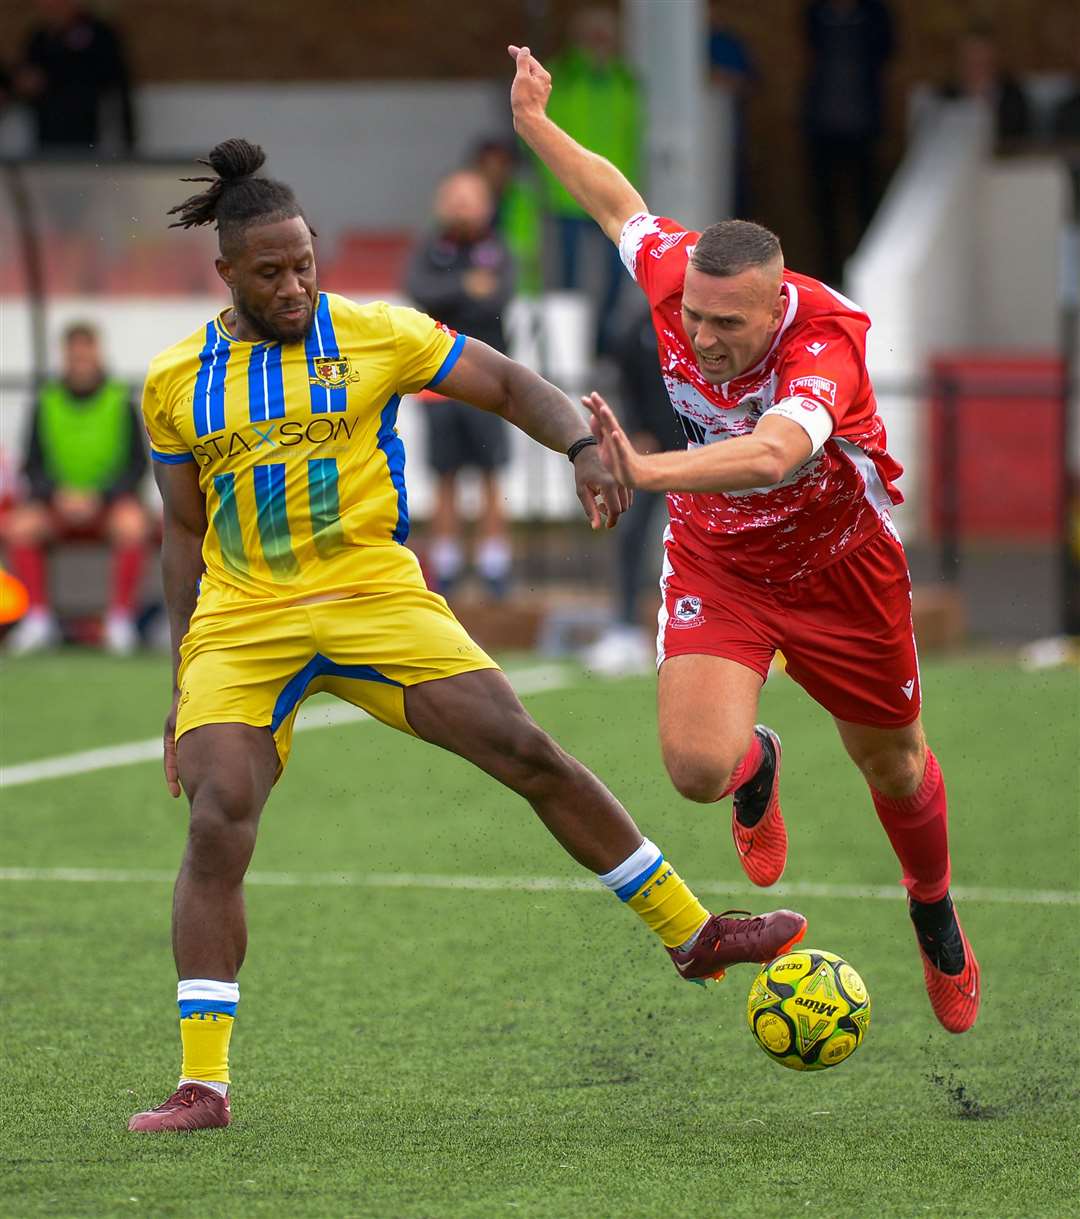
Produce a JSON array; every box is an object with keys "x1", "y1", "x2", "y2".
[
  {"x1": 310, "y1": 357, "x2": 358, "y2": 388},
  {"x1": 670, "y1": 595, "x2": 704, "y2": 629}
]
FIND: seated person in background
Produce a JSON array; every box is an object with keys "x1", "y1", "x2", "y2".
[
  {"x1": 583, "y1": 306, "x2": 686, "y2": 676},
  {"x1": 406, "y1": 170, "x2": 516, "y2": 598},
  {"x1": 4, "y1": 321, "x2": 150, "y2": 655}
]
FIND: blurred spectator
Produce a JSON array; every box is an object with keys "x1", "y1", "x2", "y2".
[
  {"x1": 938, "y1": 23, "x2": 1032, "y2": 145},
  {"x1": 1054, "y1": 88, "x2": 1080, "y2": 143},
  {"x1": 708, "y1": 9, "x2": 757, "y2": 217},
  {"x1": 4, "y1": 322, "x2": 149, "y2": 656},
  {"x1": 582, "y1": 308, "x2": 686, "y2": 677},
  {"x1": 407, "y1": 171, "x2": 515, "y2": 599},
  {"x1": 470, "y1": 136, "x2": 543, "y2": 296},
  {"x1": 542, "y1": 6, "x2": 641, "y2": 352},
  {"x1": 802, "y1": 0, "x2": 894, "y2": 284},
  {"x1": 12, "y1": 0, "x2": 136, "y2": 152}
]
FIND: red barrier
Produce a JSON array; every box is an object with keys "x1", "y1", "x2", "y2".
[{"x1": 929, "y1": 354, "x2": 1064, "y2": 540}]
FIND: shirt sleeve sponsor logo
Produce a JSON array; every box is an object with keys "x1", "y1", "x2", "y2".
[
  {"x1": 649, "y1": 229, "x2": 690, "y2": 259},
  {"x1": 788, "y1": 374, "x2": 837, "y2": 408}
]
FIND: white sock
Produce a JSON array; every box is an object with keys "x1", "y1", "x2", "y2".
[
  {"x1": 597, "y1": 839, "x2": 662, "y2": 895},
  {"x1": 179, "y1": 1077, "x2": 228, "y2": 1096}
]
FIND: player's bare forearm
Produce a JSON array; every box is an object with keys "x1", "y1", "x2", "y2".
[
  {"x1": 584, "y1": 392, "x2": 813, "y2": 493},
  {"x1": 438, "y1": 342, "x2": 630, "y2": 528},
  {"x1": 508, "y1": 45, "x2": 645, "y2": 243},
  {"x1": 632, "y1": 436, "x2": 794, "y2": 493},
  {"x1": 153, "y1": 461, "x2": 208, "y2": 690},
  {"x1": 437, "y1": 339, "x2": 589, "y2": 453},
  {"x1": 160, "y1": 523, "x2": 205, "y2": 690}
]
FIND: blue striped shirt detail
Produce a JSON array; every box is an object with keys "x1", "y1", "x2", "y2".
[
  {"x1": 305, "y1": 294, "x2": 348, "y2": 414},
  {"x1": 192, "y1": 321, "x2": 231, "y2": 437},
  {"x1": 252, "y1": 462, "x2": 299, "y2": 579},
  {"x1": 376, "y1": 393, "x2": 408, "y2": 543},
  {"x1": 151, "y1": 449, "x2": 195, "y2": 464},
  {"x1": 212, "y1": 473, "x2": 248, "y2": 576},
  {"x1": 247, "y1": 342, "x2": 286, "y2": 423},
  {"x1": 308, "y1": 457, "x2": 345, "y2": 558}
]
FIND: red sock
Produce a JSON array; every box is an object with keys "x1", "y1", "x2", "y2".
[
  {"x1": 870, "y1": 750, "x2": 951, "y2": 903},
  {"x1": 110, "y1": 544, "x2": 146, "y2": 614},
  {"x1": 7, "y1": 543, "x2": 48, "y2": 609},
  {"x1": 720, "y1": 731, "x2": 765, "y2": 799}
]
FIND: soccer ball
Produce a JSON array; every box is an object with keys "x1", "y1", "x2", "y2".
[{"x1": 747, "y1": 949, "x2": 871, "y2": 1071}]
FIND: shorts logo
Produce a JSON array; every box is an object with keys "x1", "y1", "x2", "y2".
[
  {"x1": 670, "y1": 595, "x2": 704, "y2": 629},
  {"x1": 310, "y1": 357, "x2": 358, "y2": 389},
  {"x1": 900, "y1": 678, "x2": 916, "y2": 700},
  {"x1": 789, "y1": 374, "x2": 837, "y2": 408}
]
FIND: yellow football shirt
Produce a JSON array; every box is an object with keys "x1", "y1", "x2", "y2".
[{"x1": 142, "y1": 292, "x2": 462, "y2": 602}]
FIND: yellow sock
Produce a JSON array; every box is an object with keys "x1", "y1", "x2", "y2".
[
  {"x1": 177, "y1": 980, "x2": 238, "y2": 1085},
  {"x1": 180, "y1": 1012, "x2": 234, "y2": 1084},
  {"x1": 600, "y1": 839, "x2": 710, "y2": 949}
]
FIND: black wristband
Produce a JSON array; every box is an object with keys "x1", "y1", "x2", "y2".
[{"x1": 567, "y1": 435, "x2": 599, "y2": 463}]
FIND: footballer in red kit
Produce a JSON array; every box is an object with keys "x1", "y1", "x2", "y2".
[{"x1": 510, "y1": 43, "x2": 981, "y2": 1034}]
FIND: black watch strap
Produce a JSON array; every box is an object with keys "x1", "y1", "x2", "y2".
[{"x1": 567, "y1": 435, "x2": 599, "y2": 463}]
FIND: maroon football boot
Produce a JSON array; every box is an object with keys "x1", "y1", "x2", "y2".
[
  {"x1": 128, "y1": 1083, "x2": 231, "y2": 1132},
  {"x1": 667, "y1": 908, "x2": 808, "y2": 982}
]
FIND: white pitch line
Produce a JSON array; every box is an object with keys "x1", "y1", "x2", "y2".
[
  {"x1": 0, "y1": 663, "x2": 574, "y2": 790},
  {"x1": 0, "y1": 865, "x2": 1074, "y2": 907}
]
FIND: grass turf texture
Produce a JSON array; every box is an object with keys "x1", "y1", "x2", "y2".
[{"x1": 1, "y1": 652, "x2": 1077, "y2": 1219}]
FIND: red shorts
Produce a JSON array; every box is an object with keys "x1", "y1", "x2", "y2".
[{"x1": 658, "y1": 527, "x2": 921, "y2": 728}]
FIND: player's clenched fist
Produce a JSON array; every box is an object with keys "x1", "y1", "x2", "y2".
[{"x1": 507, "y1": 45, "x2": 551, "y2": 129}]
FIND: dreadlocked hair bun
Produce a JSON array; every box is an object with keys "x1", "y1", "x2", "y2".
[
  {"x1": 167, "y1": 137, "x2": 269, "y2": 230},
  {"x1": 207, "y1": 137, "x2": 266, "y2": 181}
]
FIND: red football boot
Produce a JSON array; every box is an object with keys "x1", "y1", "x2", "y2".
[
  {"x1": 667, "y1": 908, "x2": 807, "y2": 983},
  {"x1": 732, "y1": 726, "x2": 787, "y2": 887},
  {"x1": 128, "y1": 1083, "x2": 231, "y2": 1132},
  {"x1": 910, "y1": 895, "x2": 981, "y2": 1033}
]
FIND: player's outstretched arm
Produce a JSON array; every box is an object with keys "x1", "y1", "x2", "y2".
[
  {"x1": 508, "y1": 44, "x2": 646, "y2": 243},
  {"x1": 584, "y1": 392, "x2": 813, "y2": 493},
  {"x1": 436, "y1": 338, "x2": 630, "y2": 529},
  {"x1": 153, "y1": 460, "x2": 207, "y2": 797}
]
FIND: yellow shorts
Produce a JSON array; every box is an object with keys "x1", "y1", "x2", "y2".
[{"x1": 175, "y1": 561, "x2": 498, "y2": 774}]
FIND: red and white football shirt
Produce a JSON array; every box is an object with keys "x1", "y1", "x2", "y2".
[{"x1": 619, "y1": 212, "x2": 904, "y2": 584}]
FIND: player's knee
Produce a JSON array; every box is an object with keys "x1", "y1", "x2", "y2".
[
  {"x1": 663, "y1": 747, "x2": 735, "y2": 804},
  {"x1": 855, "y1": 743, "x2": 924, "y2": 798},
  {"x1": 186, "y1": 779, "x2": 260, "y2": 875}
]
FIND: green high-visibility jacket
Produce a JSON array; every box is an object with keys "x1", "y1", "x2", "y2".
[
  {"x1": 540, "y1": 48, "x2": 642, "y2": 219},
  {"x1": 29, "y1": 378, "x2": 143, "y2": 495}
]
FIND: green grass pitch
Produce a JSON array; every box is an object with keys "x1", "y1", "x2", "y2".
[{"x1": 1, "y1": 651, "x2": 1078, "y2": 1218}]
